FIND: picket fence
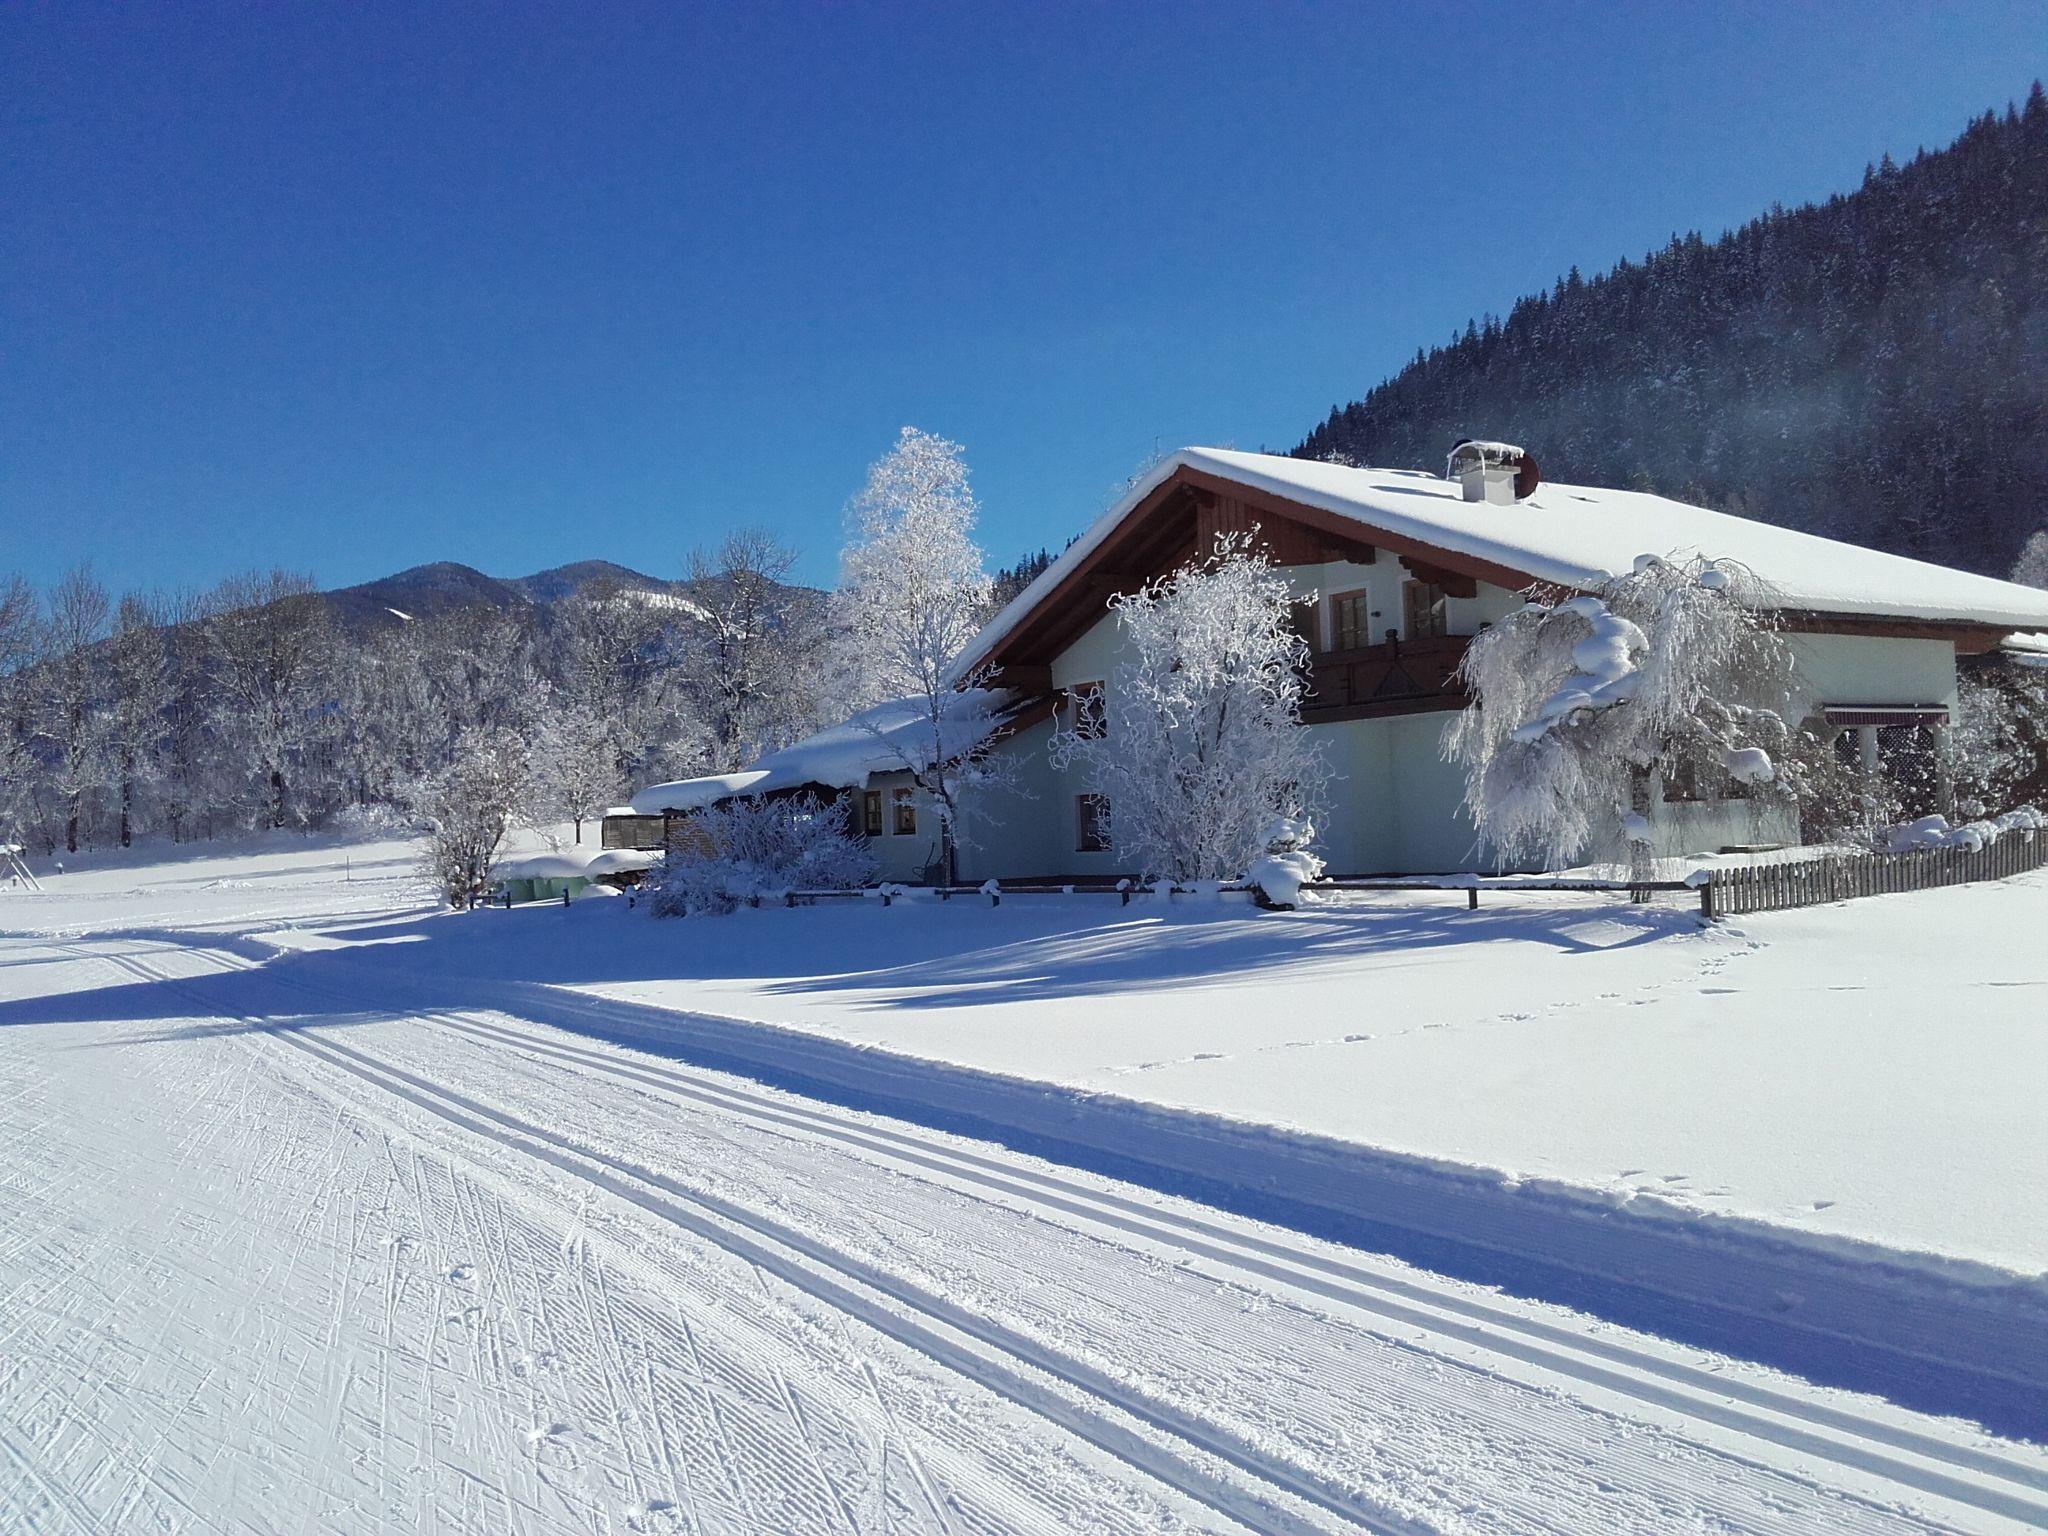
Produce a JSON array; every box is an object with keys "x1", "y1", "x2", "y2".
[{"x1": 1703, "y1": 828, "x2": 2047, "y2": 918}]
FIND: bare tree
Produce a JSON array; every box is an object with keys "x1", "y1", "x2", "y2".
[
  {"x1": 683, "y1": 528, "x2": 829, "y2": 771},
  {"x1": 0, "y1": 575, "x2": 44, "y2": 847},
  {"x1": 106, "y1": 592, "x2": 171, "y2": 847},
  {"x1": 38, "y1": 566, "x2": 112, "y2": 853}
]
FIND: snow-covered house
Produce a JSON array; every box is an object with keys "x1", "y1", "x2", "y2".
[{"x1": 624, "y1": 448, "x2": 2048, "y2": 879}]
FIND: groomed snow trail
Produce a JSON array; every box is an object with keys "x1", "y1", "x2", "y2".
[{"x1": 3, "y1": 922, "x2": 2044, "y2": 1535}]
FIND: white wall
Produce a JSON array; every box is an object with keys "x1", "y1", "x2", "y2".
[{"x1": 1787, "y1": 634, "x2": 1958, "y2": 714}]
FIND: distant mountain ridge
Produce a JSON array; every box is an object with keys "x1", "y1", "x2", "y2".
[
  {"x1": 1297, "y1": 87, "x2": 2048, "y2": 579},
  {"x1": 324, "y1": 559, "x2": 672, "y2": 629}
]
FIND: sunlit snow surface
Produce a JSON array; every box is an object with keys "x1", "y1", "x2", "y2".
[{"x1": 2, "y1": 832, "x2": 2045, "y2": 1533}]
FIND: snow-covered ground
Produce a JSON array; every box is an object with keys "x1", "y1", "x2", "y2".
[{"x1": 3, "y1": 835, "x2": 2047, "y2": 1532}]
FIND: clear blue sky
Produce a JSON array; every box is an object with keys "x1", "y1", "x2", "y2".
[{"x1": 6, "y1": 1, "x2": 2044, "y2": 597}]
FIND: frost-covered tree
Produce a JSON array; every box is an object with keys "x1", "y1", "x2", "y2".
[
  {"x1": 202, "y1": 571, "x2": 335, "y2": 830},
  {"x1": 1048, "y1": 532, "x2": 1328, "y2": 883},
  {"x1": 1447, "y1": 556, "x2": 1809, "y2": 872},
  {"x1": 37, "y1": 566, "x2": 112, "y2": 853},
  {"x1": 528, "y1": 696, "x2": 618, "y2": 843},
  {"x1": 835, "y1": 427, "x2": 1004, "y2": 883},
  {"x1": 0, "y1": 575, "x2": 45, "y2": 846},
  {"x1": 411, "y1": 726, "x2": 528, "y2": 907},
  {"x1": 682, "y1": 529, "x2": 830, "y2": 770},
  {"x1": 646, "y1": 793, "x2": 876, "y2": 917},
  {"x1": 2014, "y1": 530, "x2": 2048, "y2": 590},
  {"x1": 1953, "y1": 667, "x2": 2048, "y2": 815},
  {"x1": 105, "y1": 592, "x2": 171, "y2": 848}
]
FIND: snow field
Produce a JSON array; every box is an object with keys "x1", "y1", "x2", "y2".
[{"x1": 5, "y1": 836, "x2": 2048, "y2": 1531}]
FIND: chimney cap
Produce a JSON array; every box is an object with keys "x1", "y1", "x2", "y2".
[{"x1": 1446, "y1": 439, "x2": 1540, "y2": 501}]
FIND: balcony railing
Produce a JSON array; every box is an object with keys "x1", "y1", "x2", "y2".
[{"x1": 1302, "y1": 633, "x2": 1470, "y2": 720}]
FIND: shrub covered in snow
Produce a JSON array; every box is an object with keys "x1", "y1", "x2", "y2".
[
  {"x1": 1447, "y1": 556, "x2": 1806, "y2": 871},
  {"x1": 1883, "y1": 805, "x2": 2045, "y2": 853},
  {"x1": 1247, "y1": 815, "x2": 1326, "y2": 907},
  {"x1": 1048, "y1": 532, "x2": 1327, "y2": 883},
  {"x1": 647, "y1": 793, "x2": 876, "y2": 917},
  {"x1": 1951, "y1": 668, "x2": 2048, "y2": 818}
]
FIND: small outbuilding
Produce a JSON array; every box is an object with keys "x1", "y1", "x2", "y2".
[{"x1": 494, "y1": 847, "x2": 656, "y2": 904}]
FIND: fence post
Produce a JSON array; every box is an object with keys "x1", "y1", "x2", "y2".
[
  {"x1": 1466, "y1": 887, "x2": 1479, "y2": 911},
  {"x1": 1700, "y1": 880, "x2": 1715, "y2": 922}
]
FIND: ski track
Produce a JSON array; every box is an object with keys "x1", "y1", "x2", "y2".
[{"x1": 2, "y1": 924, "x2": 2045, "y2": 1534}]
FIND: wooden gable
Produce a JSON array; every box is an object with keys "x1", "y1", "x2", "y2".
[{"x1": 981, "y1": 463, "x2": 1530, "y2": 676}]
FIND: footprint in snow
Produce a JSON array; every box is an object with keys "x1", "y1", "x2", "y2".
[
  {"x1": 1811, "y1": 1200, "x2": 1836, "y2": 1211},
  {"x1": 525, "y1": 1422, "x2": 573, "y2": 1447},
  {"x1": 447, "y1": 1263, "x2": 476, "y2": 1283}
]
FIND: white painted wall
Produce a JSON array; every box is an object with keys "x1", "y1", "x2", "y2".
[{"x1": 1787, "y1": 634, "x2": 1958, "y2": 713}]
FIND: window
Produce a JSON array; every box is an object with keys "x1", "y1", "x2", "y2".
[
  {"x1": 1064, "y1": 679, "x2": 1106, "y2": 739},
  {"x1": 1075, "y1": 794, "x2": 1111, "y2": 853},
  {"x1": 1330, "y1": 590, "x2": 1372, "y2": 652},
  {"x1": 892, "y1": 788, "x2": 917, "y2": 835},
  {"x1": 1403, "y1": 580, "x2": 1447, "y2": 640},
  {"x1": 861, "y1": 789, "x2": 883, "y2": 838}
]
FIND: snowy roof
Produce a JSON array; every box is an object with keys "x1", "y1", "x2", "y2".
[
  {"x1": 496, "y1": 848, "x2": 657, "y2": 881},
  {"x1": 955, "y1": 449, "x2": 2048, "y2": 676},
  {"x1": 2004, "y1": 631, "x2": 2048, "y2": 668},
  {"x1": 628, "y1": 690, "x2": 1013, "y2": 815}
]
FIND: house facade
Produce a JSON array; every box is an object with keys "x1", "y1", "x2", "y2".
[{"x1": 624, "y1": 449, "x2": 2048, "y2": 880}]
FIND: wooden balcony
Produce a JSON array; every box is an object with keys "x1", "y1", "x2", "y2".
[{"x1": 1302, "y1": 633, "x2": 1470, "y2": 722}]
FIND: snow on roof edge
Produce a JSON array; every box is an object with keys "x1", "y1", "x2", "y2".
[{"x1": 954, "y1": 450, "x2": 2048, "y2": 680}]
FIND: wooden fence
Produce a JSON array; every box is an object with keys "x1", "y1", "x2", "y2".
[
  {"x1": 651, "y1": 834, "x2": 2045, "y2": 922},
  {"x1": 1704, "y1": 829, "x2": 2046, "y2": 917}
]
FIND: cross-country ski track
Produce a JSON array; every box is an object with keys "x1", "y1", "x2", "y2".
[{"x1": 4, "y1": 925, "x2": 2046, "y2": 1534}]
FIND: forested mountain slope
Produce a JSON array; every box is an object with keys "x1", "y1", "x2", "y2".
[{"x1": 1297, "y1": 88, "x2": 2048, "y2": 579}]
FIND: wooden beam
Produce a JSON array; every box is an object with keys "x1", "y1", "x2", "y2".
[{"x1": 1398, "y1": 555, "x2": 1479, "y2": 599}]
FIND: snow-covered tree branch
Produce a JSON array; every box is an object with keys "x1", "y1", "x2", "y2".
[{"x1": 1446, "y1": 556, "x2": 1807, "y2": 872}]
